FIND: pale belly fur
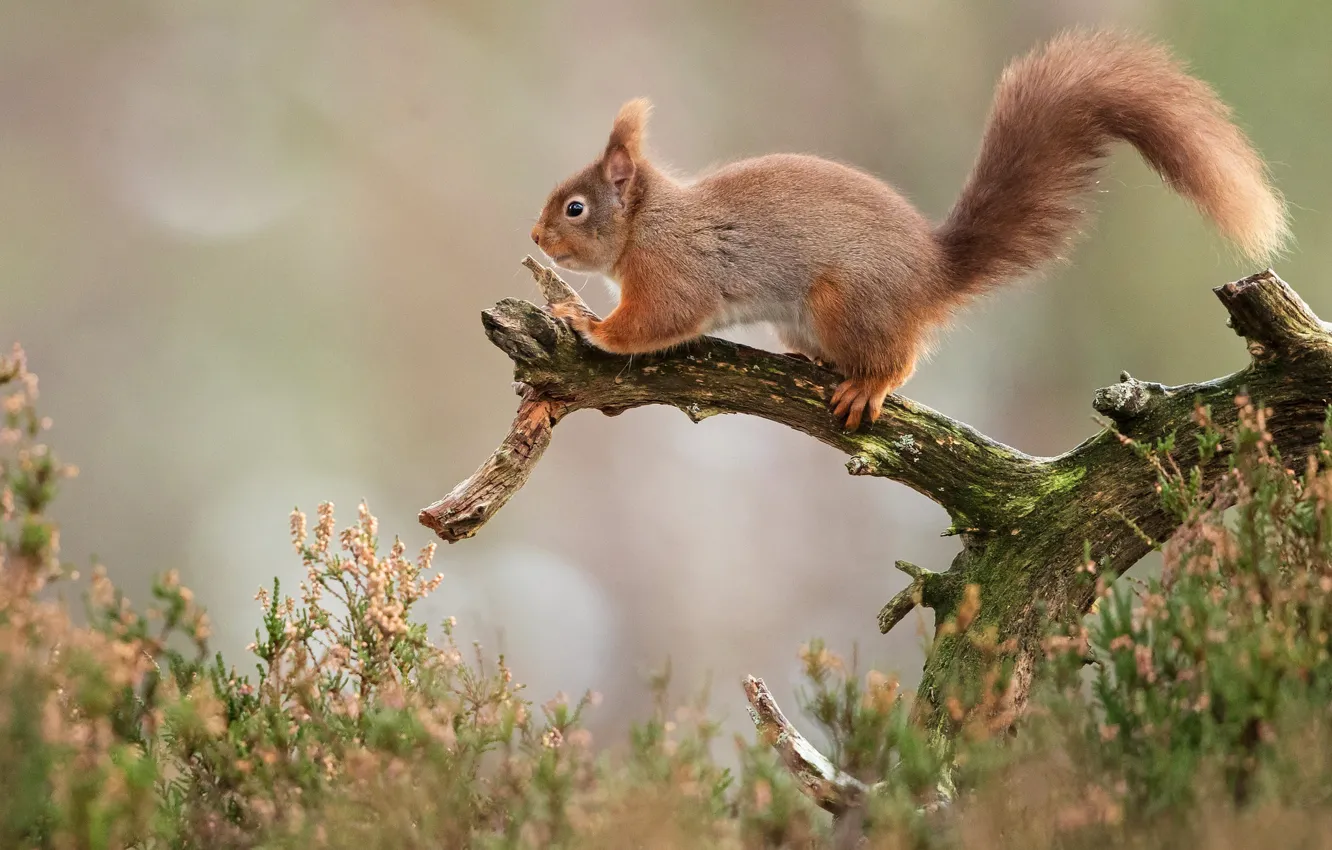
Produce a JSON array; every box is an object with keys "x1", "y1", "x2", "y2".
[
  {"x1": 707, "y1": 294, "x2": 822, "y2": 356},
  {"x1": 604, "y1": 278, "x2": 823, "y2": 356}
]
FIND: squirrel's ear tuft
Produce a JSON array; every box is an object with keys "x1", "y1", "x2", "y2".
[{"x1": 605, "y1": 98, "x2": 652, "y2": 161}]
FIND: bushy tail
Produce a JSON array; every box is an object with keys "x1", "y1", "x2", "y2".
[{"x1": 936, "y1": 30, "x2": 1289, "y2": 294}]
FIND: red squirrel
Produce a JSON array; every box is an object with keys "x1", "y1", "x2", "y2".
[{"x1": 530, "y1": 30, "x2": 1288, "y2": 431}]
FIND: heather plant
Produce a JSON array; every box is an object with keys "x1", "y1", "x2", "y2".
[
  {"x1": 0, "y1": 343, "x2": 813, "y2": 849},
  {"x1": 981, "y1": 395, "x2": 1332, "y2": 843},
  {"x1": 0, "y1": 344, "x2": 207, "y2": 849},
  {"x1": 1102, "y1": 398, "x2": 1332, "y2": 805}
]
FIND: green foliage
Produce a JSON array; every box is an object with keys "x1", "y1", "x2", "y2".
[{"x1": 10, "y1": 345, "x2": 1332, "y2": 847}]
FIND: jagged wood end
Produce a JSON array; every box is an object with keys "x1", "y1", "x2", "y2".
[
  {"x1": 520, "y1": 254, "x2": 595, "y2": 313},
  {"x1": 894, "y1": 559, "x2": 926, "y2": 580},
  {"x1": 1214, "y1": 269, "x2": 1329, "y2": 358},
  {"x1": 742, "y1": 675, "x2": 872, "y2": 815},
  {"x1": 877, "y1": 590, "x2": 920, "y2": 635}
]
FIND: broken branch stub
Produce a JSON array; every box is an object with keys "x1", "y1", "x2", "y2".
[{"x1": 743, "y1": 675, "x2": 875, "y2": 815}]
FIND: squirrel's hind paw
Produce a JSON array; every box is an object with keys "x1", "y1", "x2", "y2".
[{"x1": 830, "y1": 378, "x2": 890, "y2": 432}]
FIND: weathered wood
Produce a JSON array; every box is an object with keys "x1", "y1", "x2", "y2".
[
  {"x1": 418, "y1": 390, "x2": 564, "y2": 542},
  {"x1": 743, "y1": 675, "x2": 874, "y2": 816}
]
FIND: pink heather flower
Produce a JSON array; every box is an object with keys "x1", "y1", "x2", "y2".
[
  {"x1": 314, "y1": 502, "x2": 335, "y2": 555},
  {"x1": 290, "y1": 509, "x2": 308, "y2": 552},
  {"x1": 1134, "y1": 645, "x2": 1157, "y2": 683}
]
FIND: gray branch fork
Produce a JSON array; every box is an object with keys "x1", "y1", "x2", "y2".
[{"x1": 421, "y1": 257, "x2": 1332, "y2": 813}]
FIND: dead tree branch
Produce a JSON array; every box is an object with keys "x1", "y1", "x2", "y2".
[
  {"x1": 421, "y1": 258, "x2": 1332, "y2": 760},
  {"x1": 422, "y1": 257, "x2": 1042, "y2": 538}
]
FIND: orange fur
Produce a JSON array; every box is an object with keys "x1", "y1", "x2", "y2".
[
  {"x1": 531, "y1": 30, "x2": 1289, "y2": 430},
  {"x1": 573, "y1": 248, "x2": 719, "y2": 353}
]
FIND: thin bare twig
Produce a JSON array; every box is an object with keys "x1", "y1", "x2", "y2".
[{"x1": 742, "y1": 675, "x2": 872, "y2": 816}]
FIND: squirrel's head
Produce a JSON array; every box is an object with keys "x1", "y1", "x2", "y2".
[{"x1": 532, "y1": 98, "x2": 651, "y2": 274}]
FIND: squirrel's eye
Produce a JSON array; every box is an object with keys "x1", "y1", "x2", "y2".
[{"x1": 565, "y1": 200, "x2": 585, "y2": 218}]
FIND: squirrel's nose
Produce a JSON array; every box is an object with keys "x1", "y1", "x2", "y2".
[{"x1": 530, "y1": 226, "x2": 541, "y2": 246}]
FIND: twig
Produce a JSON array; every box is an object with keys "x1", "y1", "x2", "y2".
[
  {"x1": 742, "y1": 675, "x2": 872, "y2": 816},
  {"x1": 418, "y1": 388, "x2": 565, "y2": 542},
  {"x1": 878, "y1": 560, "x2": 951, "y2": 634}
]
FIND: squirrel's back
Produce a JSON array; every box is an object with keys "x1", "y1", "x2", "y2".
[
  {"x1": 690, "y1": 154, "x2": 935, "y2": 264},
  {"x1": 936, "y1": 29, "x2": 1289, "y2": 297},
  {"x1": 671, "y1": 154, "x2": 943, "y2": 316}
]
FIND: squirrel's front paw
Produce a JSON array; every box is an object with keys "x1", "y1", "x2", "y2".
[{"x1": 547, "y1": 301, "x2": 597, "y2": 337}]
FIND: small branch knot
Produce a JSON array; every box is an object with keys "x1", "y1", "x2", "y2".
[
  {"x1": 1092, "y1": 372, "x2": 1171, "y2": 423},
  {"x1": 846, "y1": 454, "x2": 875, "y2": 475},
  {"x1": 682, "y1": 402, "x2": 723, "y2": 423},
  {"x1": 895, "y1": 560, "x2": 927, "y2": 581}
]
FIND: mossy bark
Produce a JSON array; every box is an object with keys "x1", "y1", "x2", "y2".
[{"x1": 421, "y1": 263, "x2": 1332, "y2": 742}]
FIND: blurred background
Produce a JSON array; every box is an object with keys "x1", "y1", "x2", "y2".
[{"x1": 2, "y1": 0, "x2": 1329, "y2": 749}]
